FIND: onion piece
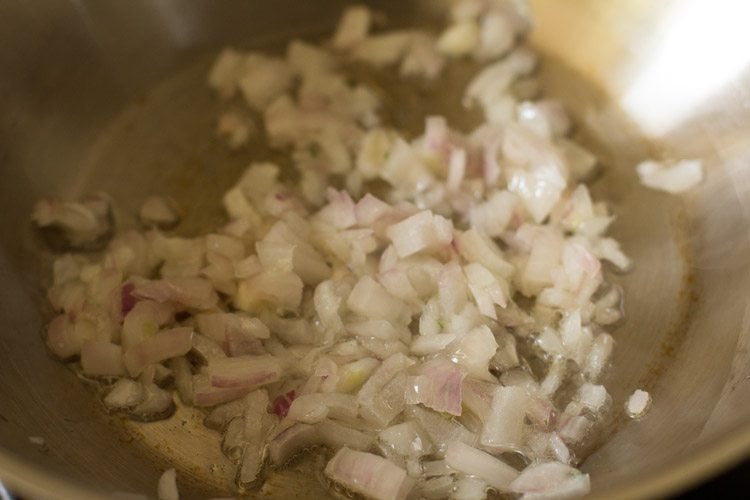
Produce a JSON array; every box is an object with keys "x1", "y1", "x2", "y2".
[
  {"x1": 237, "y1": 55, "x2": 293, "y2": 111},
  {"x1": 510, "y1": 462, "x2": 590, "y2": 499},
  {"x1": 474, "y1": 12, "x2": 515, "y2": 61},
  {"x1": 420, "y1": 476, "x2": 456, "y2": 499},
  {"x1": 31, "y1": 193, "x2": 113, "y2": 251},
  {"x1": 131, "y1": 384, "x2": 175, "y2": 422},
  {"x1": 121, "y1": 300, "x2": 174, "y2": 351},
  {"x1": 410, "y1": 334, "x2": 457, "y2": 356},
  {"x1": 347, "y1": 319, "x2": 405, "y2": 341},
  {"x1": 286, "y1": 393, "x2": 358, "y2": 424},
  {"x1": 196, "y1": 312, "x2": 269, "y2": 344},
  {"x1": 139, "y1": 196, "x2": 181, "y2": 229},
  {"x1": 207, "y1": 355, "x2": 282, "y2": 389},
  {"x1": 480, "y1": 385, "x2": 528, "y2": 454},
  {"x1": 405, "y1": 358, "x2": 465, "y2": 416},
  {"x1": 464, "y1": 262, "x2": 508, "y2": 318},
  {"x1": 133, "y1": 278, "x2": 218, "y2": 311},
  {"x1": 351, "y1": 32, "x2": 414, "y2": 67},
  {"x1": 157, "y1": 469, "x2": 179, "y2": 500},
  {"x1": 104, "y1": 379, "x2": 145, "y2": 410},
  {"x1": 574, "y1": 383, "x2": 609, "y2": 412},
  {"x1": 357, "y1": 352, "x2": 414, "y2": 427},
  {"x1": 378, "y1": 421, "x2": 434, "y2": 458},
  {"x1": 453, "y1": 475, "x2": 488, "y2": 500},
  {"x1": 405, "y1": 405, "x2": 477, "y2": 456},
  {"x1": 636, "y1": 158, "x2": 703, "y2": 194},
  {"x1": 325, "y1": 447, "x2": 414, "y2": 500},
  {"x1": 316, "y1": 419, "x2": 375, "y2": 452},
  {"x1": 504, "y1": 124, "x2": 568, "y2": 223},
  {"x1": 287, "y1": 39, "x2": 337, "y2": 77},
  {"x1": 456, "y1": 229, "x2": 514, "y2": 279},
  {"x1": 449, "y1": 325, "x2": 498, "y2": 381},
  {"x1": 123, "y1": 327, "x2": 194, "y2": 377},
  {"x1": 192, "y1": 374, "x2": 251, "y2": 407},
  {"x1": 168, "y1": 357, "x2": 193, "y2": 406},
  {"x1": 386, "y1": 210, "x2": 453, "y2": 259},
  {"x1": 268, "y1": 422, "x2": 318, "y2": 465},
  {"x1": 332, "y1": 6, "x2": 372, "y2": 50},
  {"x1": 347, "y1": 276, "x2": 408, "y2": 325},
  {"x1": 445, "y1": 441, "x2": 519, "y2": 491},
  {"x1": 437, "y1": 21, "x2": 480, "y2": 57},
  {"x1": 317, "y1": 189, "x2": 357, "y2": 230},
  {"x1": 236, "y1": 390, "x2": 274, "y2": 485},
  {"x1": 208, "y1": 48, "x2": 244, "y2": 99},
  {"x1": 234, "y1": 270, "x2": 304, "y2": 313},
  {"x1": 626, "y1": 389, "x2": 652, "y2": 419},
  {"x1": 400, "y1": 33, "x2": 445, "y2": 80},
  {"x1": 461, "y1": 378, "x2": 495, "y2": 423},
  {"x1": 336, "y1": 357, "x2": 380, "y2": 393},
  {"x1": 46, "y1": 314, "x2": 86, "y2": 359},
  {"x1": 191, "y1": 334, "x2": 227, "y2": 363},
  {"x1": 465, "y1": 48, "x2": 536, "y2": 110},
  {"x1": 216, "y1": 110, "x2": 254, "y2": 150}
]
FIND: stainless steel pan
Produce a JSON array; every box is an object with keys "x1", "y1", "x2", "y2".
[{"x1": 2, "y1": 0, "x2": 750, "y2": 498}]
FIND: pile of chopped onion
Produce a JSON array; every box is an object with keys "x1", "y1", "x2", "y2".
[{"x1": 34, "y1": 1, "x2": 645, "y2": 499}]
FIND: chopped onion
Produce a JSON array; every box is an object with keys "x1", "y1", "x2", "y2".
[
  {"x1": 234, "y1": 270, "x2": 303, "y2": 313},
  {"x1": 450, "y1": 325, "x2": 498, "y2": 381},
  {"x1": 626, "y1": 389, "x2": 652, "y2": 419},
  {"x1": 420, "y1": 475, "x2": 456, "y2": 499},
  {"x1": 351, "y1": 32, "x2": 414, "y2": 67},
  {"x1": 347, "y1": 275, "x2": 407, "y2": 324},
  {"x1": 332, "y1": 6, "x2": 372, "y2": 50},
  {"x1": 325, "y1": 447, "x2": 414, "y2": 500},
  {"x1": 336, "y1": 357, "x2": 380, "y2": 393},
  {"x1": 139, "y1": 196, "x2": 181, "y2": 229},
  {"x1": 316, "y1": 419, "x2": 375, "y2": 452},
  {"x1": 104, "y1": 379, "x2": 145, "y2": 409},
  {"x1": 405, "y1": 405, "x2": 477, "y2": 456},
  {"x1": 357, "y1": 353, "x2": 414, "y2": 427},
  {"x1": 286, "y1": 392, "x2": 357, "y2": 424},
  {"x1": 386, "y1": 210, "x2": 453, "y2": 259},
  {"x1": 31, "y1": 193, "x2": 113, "y2": 250},
  {"x1": 400, "y1": 33, "x2": 445, "y2": 80},
  {"x1": 191, "y1": 374, "x2": 251, "y2": 407},
  {"x1": 46, "y1": 314, "x2": 86, "y2": 359},
  {"x1": 438, "y1": 21, "x2": 480, "y2": 57},
  {"x1": 268, "y1": 423, "x2": 318, "y2": 465},
  {"x1": 453, "y1": 475, "x2": 489, "y2": 500},
  {"x1": 574, "y1": 383, "x2": 609, "y2": 412},
  {"x1": 121, "y1": 300, "x2": 175, "y2": 351},
  {"x1": 123, "y1": 327, "x2": 193, "y2": 377},
  {"x1": 287, "y1": 40, "x2": 337, "y2": 77},
  {"x1": 379, "y1": 420, "x2": 434, "y2": 458},
  {"x1": 510, "y1": 461, "x2": 590, "y2": 499},
  {"x1": 157, "y1": 469, "x2": 179, "y2": 500},
  {"x1": 405, "y1": 358, "x2": 466, "y2": 415},
  {"x1": 207, "y1": 355, "x2": 282, "y2": 389},
  {"x1": 133, "y1": 278, "x2": 218, "y2": 311},
  {"x1": 445, "y1": 441, "x2": 519, "y2": 490},
  {"x1": 168, "y1": 357, "x2": 193, "y2": 405},
  {"x1": 480, "y1": 385, "x2": 528, "y2": 454},
  {"x1": 636, "y1": 158, "x2": 703, "y2": 194},
  {"x1": 131, "y1": 384, "x2": 175, "y2": 422},
  {"x1": 33, "y1": 3, "x2": 640, "y2": 496}
]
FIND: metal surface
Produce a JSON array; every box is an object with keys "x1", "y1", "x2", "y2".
[{"x1": 1, "y1": 0, "x2": 749, "y2": 498}]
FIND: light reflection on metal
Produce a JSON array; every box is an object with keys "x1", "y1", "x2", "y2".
[{"x1": 622, "y1": 0, "x2": 750, "y2": 136}]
